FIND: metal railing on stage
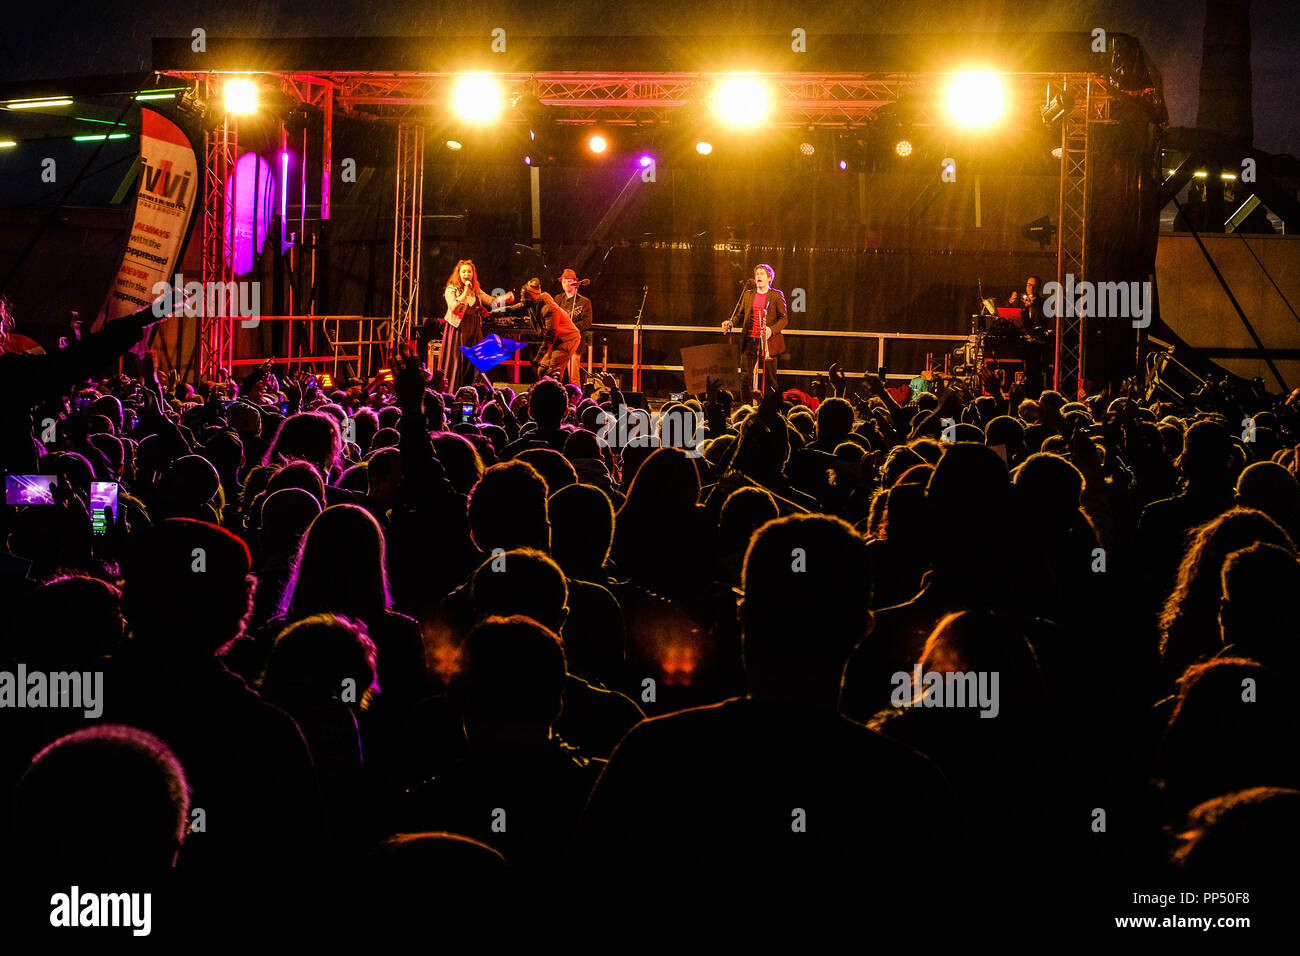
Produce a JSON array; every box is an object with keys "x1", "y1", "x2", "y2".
[
  {"x1": 224, "y1": 315, "x2": 388, "y2": 381},
  {"x1": 579, "y1": 323, "x2": 971, "y2": 388}
]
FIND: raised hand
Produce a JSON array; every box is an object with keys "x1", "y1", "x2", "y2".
[{"x1": 828, "y1": 363, "x2": 846, "y2": 395}]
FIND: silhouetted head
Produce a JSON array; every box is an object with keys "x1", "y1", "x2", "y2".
[
  {"x1": 265, "y1": 459, "x2": 326, "y2": 507},
  {"x1": 1219, "y1": 542, "x2": 1300, "y2": 670},
  {"x1": 620, "y1": 446, "x2": 700, "y2": 520},
  {"x1": 1013, "y1": 452, "x2": 1084, "y2": 535},
  {"x1": 369, "y1": 831, "x2": 506, "y2": 877},
  {"x1": 263, "y1": 613, "x2": 379, "y2": 709},
  {"x1": 33, "y1": 574, "x2": 123, "y2": 668},
  {"x1": 1235, "y1": 460, "x2": 1298, "y2": 526},
  {"x1": 284, "y1": 505, "x2": 392, "y2": 623},
  {"x1": 1177, "y1": 419, "x2": 1233, "y2": 486},
  {"x1": 121, "y1": 518, "x2": 253, "y2": 654},
  {"x1": 528, "y1": 378, "x2": 568, "y2": 430},
  {"x1": 1174, "y1": 787, "x2": 1300, "y2": 875},
  {"x1": 548, "y1": 484, "x2": 613, "y2": 578},
  {"x1": 740, "y1": 514, "x2": 871, "y2": 701},
  {"x1": 468, "y1": 460, "x2": 550, "y2": 553},
  {"x1": 1160, "y1": 507, "x2": 1296, "y2": 672},
  {"x1": 264, "y1": 411, "x2": 342, "y2": 477},
  {"x1": 719, "y1": 486, "x2": 778, "y2": 557},
  {"x1": 259, "y1": 487, "x2": 322, "y2": 560},
  {"x1": 15, "y1": 725, "x2": 189, "y2": 872},
  {"x1": 433, "y1": 431, "x2": 485, "y2": 495},
  {"x1": 515, "y1": 447, "x2": 577, "y2": 494},
  {"x1": 470, "y1": 547, "x2": 568, "y2": 633},
  {"x1": 459, "y1": 615, "x2": 567, "y2": 738},
  {"x1": 1162, "y1": 659, "x2": 1299, "y2": 812}
]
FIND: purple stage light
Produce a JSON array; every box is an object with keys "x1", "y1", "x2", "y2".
[
  {"x1": 639, "y1": 155, "x2": 653, "y2": 168},
  {"x1": 224, "y1": 152, "x2": 276, "y2": 276}
]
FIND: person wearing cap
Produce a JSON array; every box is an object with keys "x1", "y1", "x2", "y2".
[
  {"x1": 556, "y1": 269, "x2": 594, "y2": 385},
  {"x1": 501, "y1": 279, "x2": 579, "y2": 382}
]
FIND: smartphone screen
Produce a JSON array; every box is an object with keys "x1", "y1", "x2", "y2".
[
  {"x1": 5, "y1": 475, "x2": 58, "y2": 505},
  {"x1": 90, "y1": 481, "x2": 119, "y2": 535},
  {"x1": 460, "y1": 402, "x2": 476, "y2": 421}
]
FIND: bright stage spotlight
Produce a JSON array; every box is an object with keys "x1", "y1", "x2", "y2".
[
  {"x1": 223, "y1": 78, "x2": 259, "y2": 116},
  {"x1": 799, "y1": 142, "x2": 815, "y2": 156},
  {"x1": 446, "y1": 139, "x2": 463, "y2": 151},
  {"x1": 638, "y1": 154, "x2": 654, "y2": 168},
  {"x1": 895, "y1": 139, "x2": 913, "y2": 157},
  {"x1": 946, "y1": 71, "x2": 1006, "y2": 128},
  {"x1": 452, "y1": 74, "x2": 504, "y2": 123},
  {"x1": 588, "y1": 134, "x2": 607, "y2": 153},
  {"x1": 695, "y1": 141, "x2": 713, "y2": 155},
  {"x1": 838, "y1": 159, "x2": 847, "y2": 171},
  {"x1": 717, "y1": 75, "x2": 768, "y2": 127}
]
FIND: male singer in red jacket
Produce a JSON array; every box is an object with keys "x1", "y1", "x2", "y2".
[{"x1": 722, "y1": 263, "x2": 788, "y2": 399}]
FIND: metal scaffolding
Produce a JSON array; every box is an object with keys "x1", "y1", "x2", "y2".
[
  {"x1": 199, "y1": 78, "x2": 237, "y2": 381},
  {"x1": 390, "y1": 123, "x2": 425, "y2": 354},
  {"x1": 1053, "y1": 75, "x2": 1113, "y2": 399}
]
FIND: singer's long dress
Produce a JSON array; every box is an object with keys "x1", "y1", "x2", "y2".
[{"x1": 440, "y1": 285, "x2": 493, "y2": 392}]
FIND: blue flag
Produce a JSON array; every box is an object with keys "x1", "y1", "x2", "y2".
[{"x1": 461, "y1": 334, "x2": 529, "y2": 373}]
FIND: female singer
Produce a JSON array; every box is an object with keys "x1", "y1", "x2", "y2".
[{"x1": 440, "y1": 260, "x2": 512, "y2": 392}]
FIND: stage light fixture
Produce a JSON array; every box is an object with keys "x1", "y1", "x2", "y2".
[
  {"x1": 717, "y1": 75, "x2": 768, "y2": 127},
  {"x1": 524, "y1": 155, "x2": 532, "y2": 166},
  {"x1": 452, "y1": 74, "x2": 505, "y2": 123},
  {"x1": 588, "y1": 134, "x2": 607, "y2": 153},
  {"x1": 1040, "y1": 90, "x2": 1073, "y2": 127},
  {"x1": 0, "y1": 140, "x2": 16, "y2": 148},
  {"x1": 1051, "y1": 146, "x2": 1063, "y2": 159},
  {"x1": 638, "y1": 154, "x2": 653, "y2": 167},
  {"x1": 1021, "y1": 216, "x2": 1056, "y2": 247},
  {"x1": 223, "y1": 78, "x2": 259, "y2": 116},
  {"x1": 799, "y1": 142, "x2": 815, "y2": 156},
  {"x1": 946, "y1": 71, "x2": 1006, "y2": 128},
  {"x1": 695, "y1": 141, "x2": 713, "y2": 155},
  {"x1": 446, "y1": 139, "x2": 463, "y2": 150},
  {"x1": 838, "y1": 159, "x2": 847, "y2": 171},
  {"x1": 895, "y1": 139, "x2": 913, "y2": 157}
]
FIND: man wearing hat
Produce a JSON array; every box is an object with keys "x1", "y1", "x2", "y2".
[{"x1": 556, "y1": 269, "x2": 594, "y2": 385}]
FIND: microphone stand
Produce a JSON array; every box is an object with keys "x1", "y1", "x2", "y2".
[
  {"x1": 725, "y1": 283, "x2": 749, "y2": 399},
  {"x1": 632, "y1": 284, "x2": 648, "y2": 393}
]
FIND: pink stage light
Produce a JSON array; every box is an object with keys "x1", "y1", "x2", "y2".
[{"x1": 224, "y1": 152, "x2": 276, "y2": 275}]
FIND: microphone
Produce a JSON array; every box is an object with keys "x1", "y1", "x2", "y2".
[{"x1": 579, "y1": 278, "x2": 591, "y2": 287}]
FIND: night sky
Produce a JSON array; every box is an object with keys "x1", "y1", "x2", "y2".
[{"x1": 3, "y1": 0, "x2": 1297, "y2": 154}]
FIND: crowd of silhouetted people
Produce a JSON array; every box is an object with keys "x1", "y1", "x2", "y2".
[{"x1": 1, "y1": 303, "x2": 1297, "y2": 934}]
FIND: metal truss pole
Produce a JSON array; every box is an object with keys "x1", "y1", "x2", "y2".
[
  {"x1": 1054, "y1": 75, "x2": 1089, "y2": 400},
  {"x1": 391, "y1": 123, "x2": 424, "y2": 356},
  {"x1": 201, "y1": 78, "x2": 237, "y2": 381}
]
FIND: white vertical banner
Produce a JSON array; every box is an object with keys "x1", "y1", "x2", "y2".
[{"x1": 94, "y1": 108, "x2": 199, "y2": 341}]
